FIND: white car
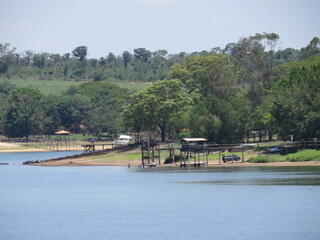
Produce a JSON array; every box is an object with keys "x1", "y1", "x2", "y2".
[{"x1": 113, "y1": 135, "x2": 132, "y2": 145}]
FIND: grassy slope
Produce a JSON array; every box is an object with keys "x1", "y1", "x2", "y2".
[
  {"x1": 0, "y1": 78, "x2": 150, "y2": 96},
  {"x1": 248, "y1": 150, "x2": 320, "y2": 163}
]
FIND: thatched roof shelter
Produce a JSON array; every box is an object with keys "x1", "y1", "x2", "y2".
[{"x1": 55, "y1": 130, "x2": 70, "y2": 135}]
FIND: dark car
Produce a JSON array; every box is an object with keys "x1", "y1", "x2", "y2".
[{"x1": 222, "y1": 154, "x2": 241, "y2": 162}]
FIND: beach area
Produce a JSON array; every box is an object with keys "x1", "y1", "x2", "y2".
[{"x1": 0, "y1": 142, "x2": 49, "y2": 153}]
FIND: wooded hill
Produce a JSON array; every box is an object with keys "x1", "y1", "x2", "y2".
[{"x1": 0, "y1": 33, "x2": 319, "y2": 143}]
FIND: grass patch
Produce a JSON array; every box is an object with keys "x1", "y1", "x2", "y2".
[
  {"x1": 1, "y1": 78, "x2": 149, "y2": 96},
  {"x1": 0, "y1": 78, "x2": 83, "y2": 96},
  {"x1": 248, "y1": 154, "x2": 285, "y2": 163},
  {"x1": 248, "y1": 150, "x2": 320, "y2": 163},
  {"x1": 88, "y1": 150, "x2": 141, "y2": 162},
  {"x1": 286, "y1": 150, "x2": 320, "y2": 162}
]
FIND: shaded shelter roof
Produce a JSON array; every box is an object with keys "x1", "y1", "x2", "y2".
[
  {"x1": 181, "y1": 138, "x2": 207, "y2": 142},
  {"x1": 55, "y1": 130, "x2": 70, "y2": 135}
]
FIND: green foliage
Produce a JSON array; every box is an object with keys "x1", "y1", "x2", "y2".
[
  {"x1": 170, "y1": 54, "x2": 239, "y2": 98},
  {"x1": 248, "y1": 150, "x2": 320, "y2": 163},
  {"x1": 4, "y1": 87, "x2": 53, "y2": 138},
  {"x1": 123, "y1": 79, "x2": 195, "y2": 141},
  {"x1": 72, "y1": 46, "x2": 88, "y2": 62},
  {"x1": 248, "y1": 154, "x2": 284, "y2": 163},
  {"x1": 270, "y1": 56, "x2": 320, "y2": 140},
  {"x1": 286, "y1": 150, "x2": 320, "y2": 162},
  {"x1": 170, "y1": 54, "x2": 250, "y2": 143},
  {"x1": 63, "y1": 81, "x2": 129, "y2": 137},
  {"x1": 0, "y1": 35, "x2": 319, "y2": 142}
]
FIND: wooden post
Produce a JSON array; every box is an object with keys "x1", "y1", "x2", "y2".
[
  {"x1": 206, "y1": 150, "x2": 209, "y2": 165},
  {"x1": 242, "y1": 146, "x2": 245, "y2": 162}
]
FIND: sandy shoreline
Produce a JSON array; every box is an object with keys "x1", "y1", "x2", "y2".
[
  {"x1": 0, "y1": 142, "x2": 50, "y2": 153},
  {"x1": 0, "y1": 149, "x2": 49, "y2": 153},
  {"x1": 34, "y1": 157, "x2": 320, "y2": 168}
]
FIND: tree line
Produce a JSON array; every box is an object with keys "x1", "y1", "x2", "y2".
[
  {"x1": 0, "y1": 33, "x2": 319, "y2": 142},
  {"x1": 1, "y1": 34, "x2": 319, "y2": 83}
]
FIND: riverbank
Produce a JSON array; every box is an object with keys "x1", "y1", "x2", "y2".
[
  {"x1": 3, "y1": 141, "x2": 319, "y2": 168},
  {"x1": 33, "y1": 149, "x2": 320, "y2": 167},
  {"x1": 35, "y1": 159, "x2": 320, "y2": 167}
]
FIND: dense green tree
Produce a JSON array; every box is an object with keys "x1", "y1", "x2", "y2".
[
  {"x1": 4, "y1": 87, "x2": 46, "y2": 138},
  {"x1": 134, "y1": 48, "x2": 152, "y2": 62},
  {"x1": 0, "y1": 43, "x2": 16, "y2": 74},
  {"x1": 122, "y1": 51, "x2": 131, "y2": 69},
  {"x1": 72, "y1": 46, "x2": 88, "y2": 62},
  {"x1": 300, "y1": 37, "x2": 320, "y2": 60},
  {"x1": 169, "y1": 53, "x2": 250, "y2": 143},
  {"x1": 123, "y1": 79, "x2": 195, "y2": 142},
  {"x1": 0, "y1": 82, "x2": 16, "y2": 135},
  {"x1": 56, "y1": 94, "x2": 91, "y2": 133},
  {"x1": 65, "y1": 81, "x2": 128, "y2": 137},
  {"x1": 169, "y1": 54, "x2": 239, "y2": 98},
  {"x1": 270, "y1": 56, "x2": 320, "y2": 140}
]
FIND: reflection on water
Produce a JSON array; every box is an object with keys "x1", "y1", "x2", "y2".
[
  {"x1": 179, "y1": 177, "x2": 320, "y2": 185},
  {"x1": 1, "y1": 156, "x2": 320, "y2": 240},
  {"x1": 136, "y1": 166, "x2": 320, "y2": 186}
]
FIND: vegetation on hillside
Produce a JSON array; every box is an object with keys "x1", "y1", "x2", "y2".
[{"x1": 0, "y1": 33, "x2": 319, "y2": 142}]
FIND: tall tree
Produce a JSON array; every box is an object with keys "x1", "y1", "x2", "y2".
[
  {"x1": 300, "y1": 37, "x2": 320, "y2": 59},
  {"x1": 133, "y1": 48, "x2": 152, "y2": 62},
  {"x1": 4, "y1": 87, "x2": 46, "y2": 138},
  {"x1": 122, "y1": 51, "x2": 132, "y2": 69},
  {"x1": 0, "y1": 43, "x2": 16, "y2": 74},
  {"x1": 72, "y1": 46, "x2": 88, "y2": 62},
  {"x1": 270, "y1": 56, "x2": 320, "y2": 140},
  {"x1": 123, "y1": 79, "x2": 195, "y2": 142},
  {"x1": 169, "y1": 54, "x2": 239, "y2": 99}
]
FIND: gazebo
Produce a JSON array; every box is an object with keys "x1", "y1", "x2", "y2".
[
  {"x1": 55, "y1": 130, "x2": 70, "y2": 135},
  {"x1": 180, "y1": 138, "x2": 208, "y2": 166},
  {"x1": 54, "y1": 130, "x2": 71, "y2": 150}
]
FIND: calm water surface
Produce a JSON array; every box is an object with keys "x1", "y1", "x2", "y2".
[{"x1": 0, "y1": 152, "x2": 320, "y2": 240}]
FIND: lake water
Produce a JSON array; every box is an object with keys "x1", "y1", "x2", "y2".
[{"x1": 1, "y1": 152, "x2": 320, "y2": 240}]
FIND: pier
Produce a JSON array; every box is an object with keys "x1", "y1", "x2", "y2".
[{"x1": 81, "y1": 143, "x2": 114, "y2": 152}]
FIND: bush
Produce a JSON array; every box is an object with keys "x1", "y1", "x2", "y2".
[
  {"x1": 248, "y1": 154, "x2": 284, "y2": 163},
  {"x1": 177, "y1": 131, "x2": 192, "y2": 139},
  {"x1": 164, "y1": 154, "x2": 184, "y2": 164},
  {"x1": 286, "y1": 150, "x2": 320, "y2": 162}
]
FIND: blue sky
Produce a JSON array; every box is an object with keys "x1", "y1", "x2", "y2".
[{"x1": 2, "y1": 0, "x2": 320, "y2": 58}]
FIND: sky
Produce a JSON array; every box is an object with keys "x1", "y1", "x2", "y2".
[{"x1": 1, "y1": 0, "x2": 320, "y2": 58}]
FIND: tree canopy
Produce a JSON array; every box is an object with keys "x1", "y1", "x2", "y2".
[
  {"x1": 0, "y1": 33, "x2": 319, "y2": 143},
  {"x1": 123, "y1": 79, "x2": 195, "y2": 141}
]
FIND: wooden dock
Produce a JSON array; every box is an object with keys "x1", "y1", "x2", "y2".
[{"x1": 81, "y1": 144, "x2": 114, "y2": 152}]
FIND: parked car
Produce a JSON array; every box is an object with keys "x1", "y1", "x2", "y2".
[
  {"x1": 113, "y1": 135, "x2": 132, "y2": 145},
  {"x1": 222, "y1": 154, "x2": 241, "y2": 162},
  {"x1": 268, "y1": 147, "x2": 282, "y2": 153}
]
